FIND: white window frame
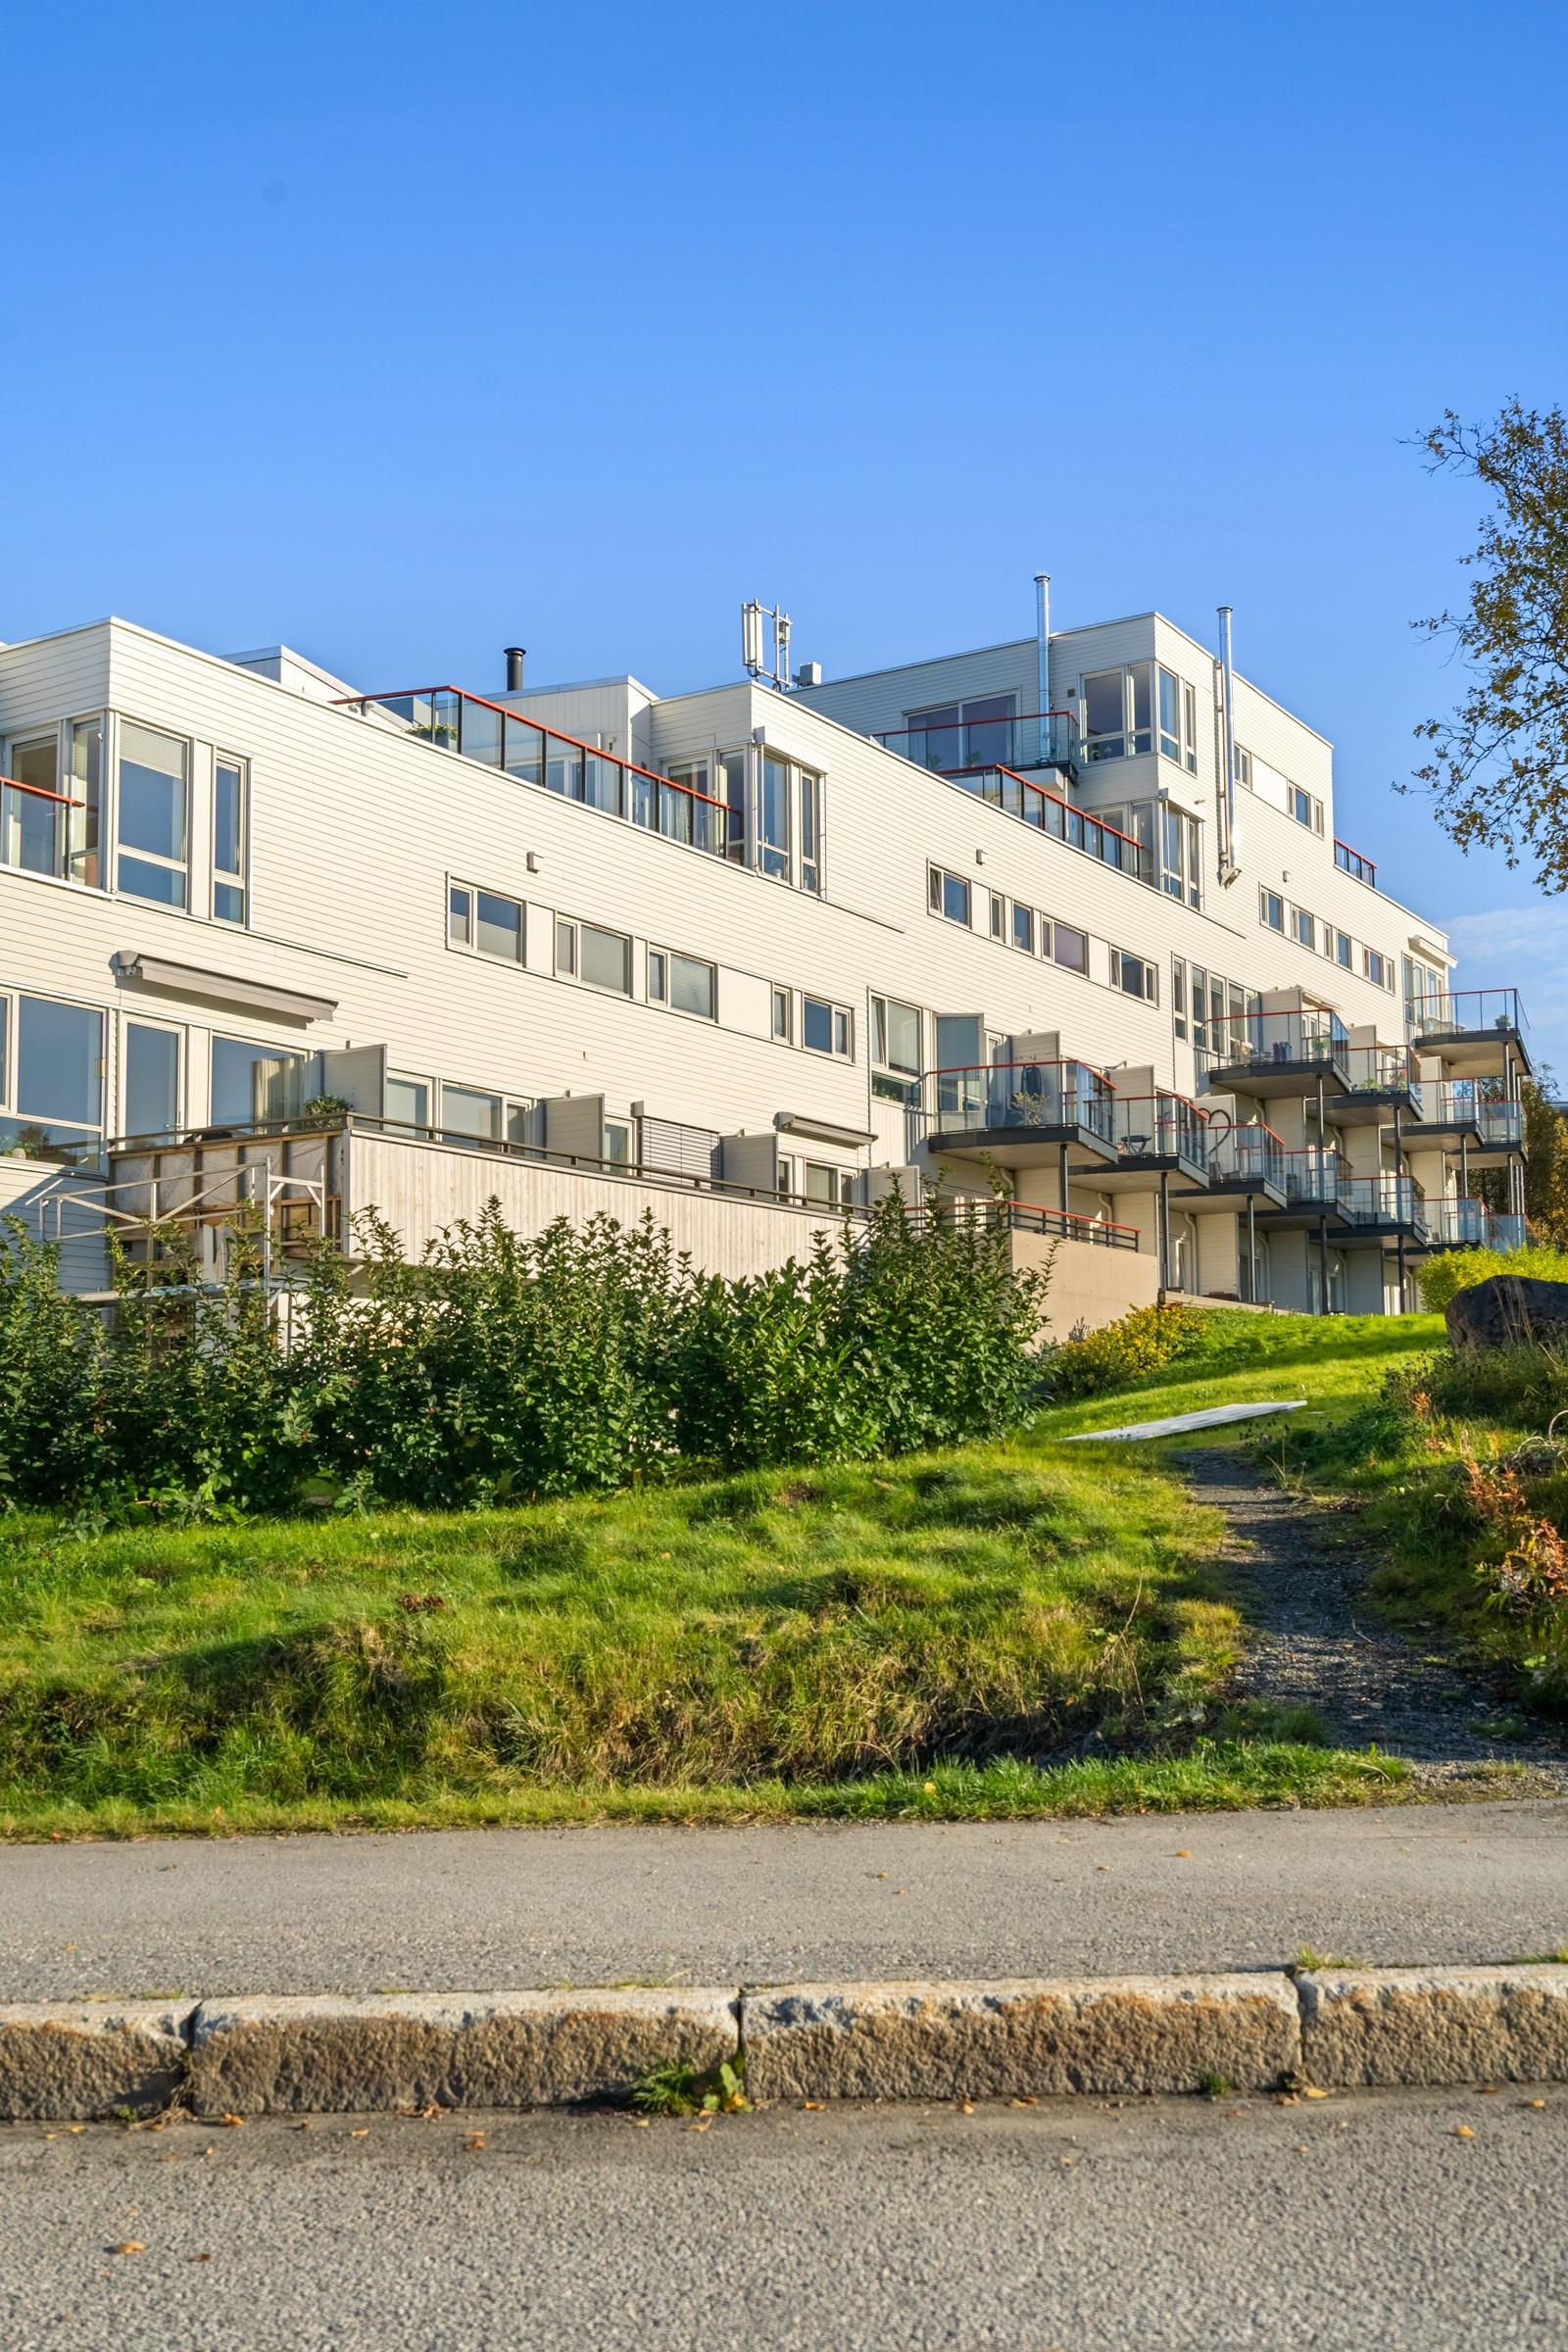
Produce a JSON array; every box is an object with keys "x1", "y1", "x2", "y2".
[
  {"x1": 1260, "y1": 889, "x2": 1285, "y2": 932},
  {"x1": 447, "y1": 878, "x2": 526, "y2": 965},
  {"x1": 213, "y1": 751, "x2": 249, "y2": 926},
  {"x1": 0, "y1": 988, "x2": 106, "y2": 1158},
  {"x1": 114, "y1": 713, "x2": 192, "y2": 912},
  {"x1": 648, "y1": 945, "x2": 717, "y2": 1021},
  {"x1": 928, "y1": 865, "x2": 972, "y2": 927},
  {"x1": 803, "y1": 995, "x2": 854, "y2": 1059},
  {"x1": 121, "y1": 1014, "x2": 184, "y2": 1142},
  {"x1": 554, "y1": 915, "x2": 633, "y2": 996}
]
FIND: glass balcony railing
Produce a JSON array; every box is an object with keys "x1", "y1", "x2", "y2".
[
  {"x1": 1344, "y1": 1174, "x2": 1428, "y2": 1235},
  {"x1": 1336, "y1": 1046, "x2": 1422, "y2": 1105},
  {"x1": 875, "y1": 711, "x2": 1081, "y2": 776},
  {"x1": 1109, "y1": 1091, "x2": 1209, "y2": 1166},
  {"x1": 1406, "y1": 989, "x2": 1529, "y2": 1047},
  {"x1": 919, "y1": 1059, "x2": 1117, "y2": 1144},
  {"x1": 1487, "y1": 1214, "x2": 1532, "y2": 1251},
  {"x1": 1334, "y1": 838, "x2": 1377, "y2": 886},
  {"x1": 1205, "y1": 1121, "x2": 1287, "y2": 1193},
  {"x1": 1209, "y1": 1008, "x2": 1349, "y2": 1075},
  {"x1": 336, "y1": 687, "x2": 729, "y2": 857},
  {"x1": 1408, "y1": 1085, "x2": 1524, "y2": 1149},
  {"x1": 1480, "y1": 1101, "x2": 1525, "y2": 1149},
  {"x1": 950, "y1": 767, "x2": 1156, "y2": 885},
  {"x1": 1283, "y1": 1147, "x2": 1350, "y2": 1208},
  {"x1": 1426, "y1": 1198, "x2": 1487, "y2": 1247}
]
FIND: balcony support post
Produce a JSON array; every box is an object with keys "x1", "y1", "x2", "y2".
[
  {"x1": 1058, "y1": 1141, "x2": 1069, "y2": 1218},
  {"x1": 1246, "y1": 1195, "x2": 1256, "y2": 1303},
  {"x1": 1318, "y1": 1214, "x2": 1331, "y2": 1317},
  {"x1": 1159, "y1": 1169, "x2": 1170, "y2": 1291},
  {"x1": 1394, "y1": 1103, "x2": 1407, "y2": 1312}
]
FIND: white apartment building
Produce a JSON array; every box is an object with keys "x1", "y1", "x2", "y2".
[{"x1": 0, "y1": 588, "x2": 1531, "y2": 1327}]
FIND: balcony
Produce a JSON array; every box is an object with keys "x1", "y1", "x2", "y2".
[
  {"x1": 1334, "y1": 838, "x2": 1377, "y2": 887},
  {"x1": 336, "y1": 687, "x2": 730, "y2": 858},
  {"x1": 931, "y1": 1198, "x2": 1142, "y2": 1254},
  {"x1": 1177, "y1": 1119, "x2": 1287, "y2": 1209},
  {"x1": 1, "y1": 770, "x2": 98, "y2": 887},
  {"x1": 1405, "y1": 1085, "x2": 1524, "y2": 1164},
  {"x1": 918, "y1": 1059, "x2": 1119, "y2": 1171},
  {"x1": 947, "y1": 766, "x2": 1155, "y2": 885},
  {"x1": 1341, "y1": 1174, "x2": 1430, "y2": 1242},
  {"x1": 1406, "y1": 989, "x2": 1531, "y2": 1079},
  {"x1": 1070, "y1": 1091, "x2": 1210, "y2": 1192},
  {"x1": 1203, "y1": 1008, "x2": 1350, "y2": 1100},
  {"x1": 1327, "y1": 1046, "x2": 1424, "y2": 1125},
  {"x1": 875, "y1": 710, "x2": 1081, "y2": 782},
  {"x1": 1423, "y1": 1197, "x2": 1487, "y2": 1250}
]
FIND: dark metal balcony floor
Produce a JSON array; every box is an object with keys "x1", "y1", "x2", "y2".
[
  {"x1": 1205, "y1": 1056, "x2": 1350, "y2": 1101},
  {"x1": 926, "y1": 1123, "x2": 1119, "y2": 1169}
]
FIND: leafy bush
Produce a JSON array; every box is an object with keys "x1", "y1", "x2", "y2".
[
  {"x1": 0, "y1": 1189, "x2": 1051, "y2": 1512},
  {"x1": 1044, "y1": 1303, "x2": 1210, "y2": 1400},
  {"x1": 1415, "y1": 1243, "x2": 1568, "y2": 1312}
]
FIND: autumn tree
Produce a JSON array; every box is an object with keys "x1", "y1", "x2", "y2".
[{"x1": 1410, "y1": 403, "x2": 1568, "y2": 892}]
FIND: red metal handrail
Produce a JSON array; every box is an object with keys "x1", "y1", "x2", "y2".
[
  {"x1": 971, "y1": 762, "x2": 1146, "y2": 855},
  {"x1": 1, "y1": 772, "x2": 85, "y2": 808},
  {"x1": 336, "y1": 685, "x2": 729, "y2": 813},
  {"x1": 925, "y1": 1057, "x2": 1117, "y2": 1087},
  {"x1": 876, "y1": 710, "x2": 1081, "y2": 736}
]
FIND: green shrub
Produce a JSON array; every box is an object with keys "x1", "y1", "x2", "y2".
[
  {"x1": 1415, "y1": 1244, "x2": 1568, "y2": 1312},
  {"x1": 1045, "y1": 1303, "x2": 1210, "y2": 1400}
]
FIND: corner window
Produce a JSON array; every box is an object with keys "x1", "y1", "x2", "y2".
[
  {"x1": 1082, "y1": 664, "x2": 1152, "y2": 762},
  {"x1": 117, "y1": 720, "x2": 189, "y2": 907},
  {"x1": 929, "y1": 866, "x2": 972, "y2": 926},
  {"x1": 1260, "y1": 889, "x2": 1285, "y2": 932},
  {"x1": 804, "y1": 997, "x2": 852, "y2": 1057},
  {"x1": 214, "y1": 758, "x2": 247, "y2": 923},
  {"x1": 649, "y1": 948, "x2": 716, "y2": 1019}
]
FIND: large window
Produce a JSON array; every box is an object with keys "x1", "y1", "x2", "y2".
[
  {"x1": 449, "y1": 883, "x2": 524, "y2": 963},
  {"x1": 211, "y1": 1037, "x2": 304, "y2": 1126},
  {"x1": 556, "y1": 918, "x2": 632, "y2": 996},
  {"x1": 1112, "y1": 950, "x2": 1157, "y2": 1002},
  {"x1": 214, "y1": 758, "x2": 247, "y2": 924},
  {"x1": 1082, "y1": 665, "x2": 1152, "y2": 761},
  {"x1": 760, "y1": 756, "x2": 791, "y2": 880},
  {"x1": 117, "y1": 720, "x2": 189, "y2": 907},
  {"x1": 905, "y1": 695, "x2": 1015, "y2": 773},
  {"x1": 442, "y1": 1083, "x2": 503, "y2": 1141},
  {"x1": 649, "y1": 948, "x2": 717, "y2": 1019},
  {"x1": 804, "y1": 997, "x2": 852, "y2": 1057},
  {"x1": 1052, "y1": 921, "x2": 1088, "y2": 973},
  {"x1": 124, "y1": 1022, "x2": 179, "y2": 1141},
  {"x1": 0, "y1": 994, "x2": 103, "y2": 1163}
]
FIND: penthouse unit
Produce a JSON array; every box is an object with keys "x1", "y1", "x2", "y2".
[{"x1": 0, "y1": 588, "x2": 1528, "y2": 1326}]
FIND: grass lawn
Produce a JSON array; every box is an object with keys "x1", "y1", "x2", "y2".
[{"x1": 0, "y1": 1309, "x2": 1453, "y2": 1839}]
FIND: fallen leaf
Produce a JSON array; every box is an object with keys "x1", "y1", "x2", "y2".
[
  {"x1": 349, "y1": 2129, "x2": 369, "y2": 2139},
  {"x1": 1526, "y1": 2099, "x2": 1547, "y2": 2110},
  {"x1": 292, "y1": 2121, "x2": 312, "y2": 2132},
  {"x1": 68, "y1": 2126, "x2": 86, "y2": 2135},
  {"x1": 112, "y1": 2243, "x2": 146, "y2": 2257},
  {"x1": 464, "y1": 2132, "x2": 485, "y2": 2151},
  {"x1": 629, "y1": 2116, "x2": 650, "y2": 2128},
  {"x1": 958, "y1": 2099, "x2": 975, "y2": 2115},
  {"x1": 803, "y1": 2101, "x2": 825, "y2": 2111},
  {"x1": 1302, "y1": 2087, "x2": 1330, "y2": 2100},
  {"x1": 1276, "y1": 2094, "x2": 1299, "y2": 2107},
  {"x1": 1010, "y1": 2097, "x2": 1038, "y2": 2108},
  {"x1": 191, "y1": 2253, "x2": 211, "y2": 2264},
  {"x1": 220, "y1": 2114, "x2": 245, "y2": 2129},
  {"x1": 685, "y1": 2117, "x2": 711, "y2": 2133},
  {"x1": 1453, "y1": 2126, "x2": 1475, "y2": 2138},
  {"x1": 1174, "y1": 1850, "x2": 1192, "y2": 1858}
]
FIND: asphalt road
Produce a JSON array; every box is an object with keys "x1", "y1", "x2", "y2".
[
  {"x1": 2, "y1": 2087, "x2": 1564, "y2": 2350},
  {"x1": 2, "y1": 1800, "x2": 1565, "y2": 1998}
]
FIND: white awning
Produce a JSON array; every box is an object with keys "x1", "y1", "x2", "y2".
[{"x1": 113, "y1": 953, "x2": 337, "y2": 1024}]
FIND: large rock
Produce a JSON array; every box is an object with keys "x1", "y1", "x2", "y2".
[{"x1": 1446, "y1": 1275, "x2": 1568, "y2": 1352}]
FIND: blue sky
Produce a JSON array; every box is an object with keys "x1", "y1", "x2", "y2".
[{"x1": 5, "y1": 0, "x2": 1566, "y2": 1073}]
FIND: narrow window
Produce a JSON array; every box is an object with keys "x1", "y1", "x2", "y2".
[
  {"x1": 449, "y1": 886, "x2": 472, "y2": 947},
  {"x1": 214, "y1": 759, "x2": 246, "y2": 923},
  {"x1": 772, "y1": 986, "x2": 792, "y2": 1040},
  {"x1": 1128, "y1": 664, "x2": 1152, "y2": 753},
  {"x1": 760, "y1": 756, "x2": 790, "y2": 879},
  {"x1": 604, "y1": 1119, "x2": 633, "y2": 1167},
  {"x1": 1337, "y1": 930, "x2": 1352, "y2": 968},
  {"x1": 475, "y1": 890, "x2": 522, "y2": 961},
  {"x1": 989, "y1": 893, "x2": 1004, "y2": 939},
  {"x1": 928, "y1": 865, "x2": 943, "y2": 911},
  {"x1": 800, "y1": 769, "x2": 823, "y2": 894},
  {"x1": 124, "y1": 1023, "x2": 179, "y2": 1141},
  {"x1": 721, "y1": 752, "x2": 747, "y2": 863},
  {"x1": 833, "y1": 1007, "x2": 850, "y2": 1055},
  {"x1": 941, "y1": 871, "x2": 971, "y2": 926},
  {"x1": 1011, "y1": 904, "x2": 1035, "y2": 955},
  {"x1": 1083, "y1": 670, "x2": 1125, "y2": 760},
  {"x1": 3, "y1": 734, "x2": 69, "y2": 879},
  {"x1": 1234, "y1": 746, "x2": 1252, "y2": 790},
  {"x1": 1183, "y1": 682, "x2": 1198, "y2": 774},
  {"x1": 69, "y1": 719, "x2": 104, "y2": 886},
  {"x1": 649, "y1": 951, "x2": 667, "y2": 1002},
  {"x1": 117, "y1": 721, "x2": 189, "y2": 906},
  {"x1": 1172, "y1": 957, "x2": 1188, "y2": 1040},
  {"x1": 1294, "y1": 907, "x2": 1315, "y2": 950},
  {"x1": 1158, "y1": 667, "x2": 1181, "y2": 762},
  {"x1": 1260, "y1": 890, "x2": 1284, "y2": 931},
  {"x1": 1160, "y1": 806, "x2": 1185, "y2": 901},
  {"x1": 555, "y1": 919, "x2": 576, "y2": 975}
]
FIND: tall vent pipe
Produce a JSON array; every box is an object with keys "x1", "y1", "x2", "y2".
[
  {"x1": 1216, "y1": 606, "x2": 1238, "y2": 885},
  {"x1": 505, "y1": 646, "x2": 526, "y2": 694},
  {"x1": 1034, "y1": 571, "x2": 1051, "y2": 765}
]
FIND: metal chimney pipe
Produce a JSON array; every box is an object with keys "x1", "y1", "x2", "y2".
[
  {"x1": 1216, "y1": 606, "x2": 1238, "y2": 883},
  {"x1": 505, "y1": 646, "x2": 526, "y2": 694},
  {"x1": 1035, "y1": 572, "x2": 1052, "y2": 763}
]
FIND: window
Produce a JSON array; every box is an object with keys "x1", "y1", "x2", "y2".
[
  {"x1": 117, "y1": 720, "x2": 189, "y2": 907},
  {"x1": 1234, "y1": 746, "x2": 1252, "y2": 790},
  {"x1": 989, "y1": 893, "x2": 1004, "y2": 940},
  {"x1": 124, "y1": 1022, "x2": 179, "y2": 1140},
  {"x1": 1364, "y1": 948, "x2": 1394, "y2": 990},
  {"x1": 1053, "y1": 922, "x2": 1088, "y2": 974},
  {"x1": 1290, "y1": 785, "x2": 1324, "y2": 834},
  {"x1": 872, "y1": 996, "x2": 921, "y2": 1074},
  {"x1": 1082, "y1": 664, "x2": 1152, "y2": 761},
  {"x1": 929, "y1": 866, "x2": 971, "y2": 926},
  {"x1": 442, "y1": 1084, "x2": 503, "y2": 1141},
  {"x1": 554, "y1": 919, "x2": 632, "y2": 995},
  {"x1": 1183, "y1": 681, "x2": 1198, "y2": 774},
  {"x1": 1011, "y1": 904, "x2": 1036, "y2": 955},
  {"x1": 1172, "y1": 957, "x2": 1188, "y2": 1041},
  {"x1": 214, "y1": 758, "x2": 247, "y2": 923},
  {"x1": 1260, "y1": 889, "x2": 1284, "y2": 932},
  {"x1": 1336, "y1": 930, "x2": 1352, "y2": 968},
  {"x1": 604, "y1": 1118, "x2": 634, "y2": 1167},
  {"x1": 3, "y1": 719, "x2": 101, "y2": 887},
  {"x1": 1294, "y1": 907, "x2": 1316, "y2": 950},
  {"x1": 450, "y1": 887, "x2": 472, "y2": 947},
  {"x1": 804, "y1": 997, "x2": 852, "y2": 1057},
  {"x1": 1112, "y1": 950, "x2": 1156, "y2": 1003},
  {"x1": 721, "y1": 752, "x2": 747, "y2": 864},
  {"x1": 386, "y1": 1077, "x2": 429, "y2": 1130},
  {"x1": 649, "y1": 949, "x2": 716, "y2": 1019},
  {"x1": 1158, "y1": 667, "x2": 1182, "y2": 764},
  {"x1": 772, "y1": 986, "x2": 792, "y2": 1041},
  {"x1": 211, "y1": 1037, "x2": 303, "y2": 1125},
  {"x1": 0, "y1": 995, "x2": 104, "y2": 1163},
  {"x1": 906, "y1": 695, "x2": 1015, "y2": 773},
  {"x1": 450, "y1": 883, "x2": 523, "y2": 961},
  {"x1": 760, "y1": 756, "x2": 790, "y2": 879},
  {"x1": 554, "y1": 917, "x2": 575, "y2": 974},
  {"x1": 800, "y1": 769, "x2": 823, "y2": 894},
  {"x1": 805, "y1": 1161, "x2": 856, "y2": 1208}
]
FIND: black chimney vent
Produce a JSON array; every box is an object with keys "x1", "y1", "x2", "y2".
[{"x1": 505, "y1": 646, "x2": 526, "y2": 693}]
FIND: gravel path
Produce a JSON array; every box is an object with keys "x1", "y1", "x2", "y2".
[{"x1": 1178, "y1": 1446, "x2": 1568, "y2": 1787}]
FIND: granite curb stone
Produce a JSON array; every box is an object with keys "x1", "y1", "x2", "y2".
[
  {"x1": 0, "y1": 2001, "x2": 196, "y2": 2122},
  {"x1": 740, "y1": 1975, "x2": 1303, "y2": 2100},
  {"x1": 1298, "y1": 1964, "x2": 1568, "y2": 2087}
]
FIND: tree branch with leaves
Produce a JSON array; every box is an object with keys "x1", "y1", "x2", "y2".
[{"x1": 1409, "y1": 402, "x2": 1568, "y2": 893}]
